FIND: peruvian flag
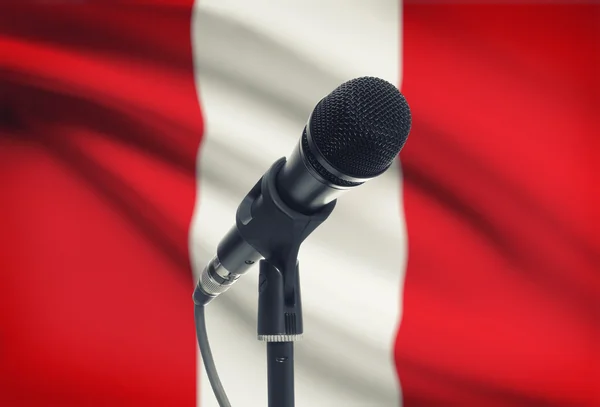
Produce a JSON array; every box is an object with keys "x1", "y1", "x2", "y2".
[{"x1": 0, "y1": 1, "x2": 598, "y2": 406}]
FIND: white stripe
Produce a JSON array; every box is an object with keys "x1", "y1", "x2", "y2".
[{"x1": 189, "y1": 1, "x2": 406, "y2": 405}]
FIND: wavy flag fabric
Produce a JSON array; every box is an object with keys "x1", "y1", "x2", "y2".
[
  {"x1": 0, "y1": 1, "x2": 598, "y2": 407},
  {"x1": 398, "y1": 3, "x2": 599, "y2": 406},
  {"x1": 0, "y1": 3, "x2": 200, "y2": 406}
]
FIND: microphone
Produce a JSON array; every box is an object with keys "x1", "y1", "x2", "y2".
[{"x1": 194, "y1": 77, "x2": 411, "y2": 305}]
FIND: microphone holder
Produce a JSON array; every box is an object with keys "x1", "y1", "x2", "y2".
[{"x1": 233, "y1": 158, "x2": 336, "y2": 407}]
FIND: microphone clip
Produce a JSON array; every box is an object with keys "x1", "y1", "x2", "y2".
[
  {"x1": 234, "y1": 158, "x2": 336, "y2": 407},
  {"x1": 235, "y1": 157, "x2": 336, "y2": 339}
]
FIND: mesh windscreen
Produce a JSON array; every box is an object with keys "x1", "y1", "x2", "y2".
[{"x1": 309, "y1": 77, "x2": 411, "y2": 178}]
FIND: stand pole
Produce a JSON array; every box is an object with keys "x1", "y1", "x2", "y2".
[
  {"x1": 258, "y1": 259, "x2": 303, "y2": 407},
  {"x1": 267, "y1": 342, "x2": 294, "y2": 407}
]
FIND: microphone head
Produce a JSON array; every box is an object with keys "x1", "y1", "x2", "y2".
[{"x1": 305, "y1": 76, "x2": 411, "y2": 186}]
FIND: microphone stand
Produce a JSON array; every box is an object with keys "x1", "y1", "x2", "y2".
[
  {"x1": 231, "y1": 158, "x2": 335, "y2": 407},
  {"x1": 257, "y1": 260, "x2": 300, "y2": 407}
]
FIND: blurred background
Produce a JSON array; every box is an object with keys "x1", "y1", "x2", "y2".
[{"x1": 0, "y1": 1, "x2": 598, "y2": 407}]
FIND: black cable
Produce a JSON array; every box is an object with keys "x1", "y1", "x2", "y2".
[{"x1": 194, "y1": 304, "x2": 232, "y2": 407}]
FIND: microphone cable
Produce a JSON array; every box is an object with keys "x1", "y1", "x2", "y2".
[{"x1": 194, "y1": 304, "x2": 232, "y2": 407}]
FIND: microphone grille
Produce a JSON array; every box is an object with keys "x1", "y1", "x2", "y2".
[{"x1": 309, "y1": 77, "x2": 411, "y2": 178}]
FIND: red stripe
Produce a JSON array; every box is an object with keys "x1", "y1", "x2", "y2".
[
  {"x1": 398, "y1": 3, "x2": 599, "y2": 406},
  {"x1": 0, "y1": 4, "x2": 200, "y2": 406}
]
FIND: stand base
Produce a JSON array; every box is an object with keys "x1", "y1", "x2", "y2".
[{"x1": 267, "y1": 342, "x2": 294, "y2": 407}]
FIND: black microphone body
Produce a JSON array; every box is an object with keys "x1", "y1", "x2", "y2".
[{"x1": 193, "y1": 77, "x2": 411, "y2": 305}]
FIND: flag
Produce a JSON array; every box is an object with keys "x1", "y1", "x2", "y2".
[
  {"x1": 0, "y1": 1, "x2": 598, "y2": 406},
  {"x1": 398, "y1": 3, "x2": 599, "y2": 406}
]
